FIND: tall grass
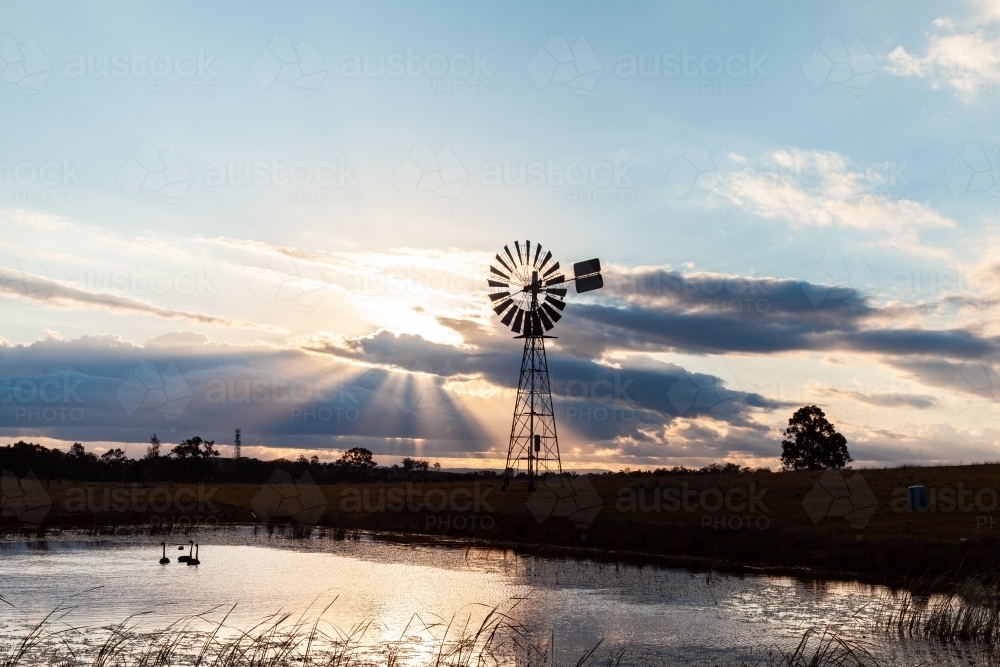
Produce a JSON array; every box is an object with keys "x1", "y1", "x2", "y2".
[
  {"x1": 758, "y1": 629, "x2": 877, "y2": 667},
  {"x1": 874, "y1": 570, "x2": 1000, "y2": 647},
  {"x1": 8, "y1": 593, "x2": 998, "y2": 667},
  {"x1": 0, "y1": 599, "x2": 905, "y2": 667},
  {"x1": 0, "y1": 598, "x2": 556, "y2": 667}
]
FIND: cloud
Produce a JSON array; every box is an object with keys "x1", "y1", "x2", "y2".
[
  {"x1": 566, "y1": 266, "x2": 999, "y2": 360},
  {"x1": 821, "y1": 387, "x2": 941, "y2": 409},
  {"x1": 0, "y1": 334, "x2": 488, "y2": 454},
  {"x1": 0, "y1": 266, "x2": 283, "y2": 332},
  {"x1": 840, "y1": 422, "x2": 1000, "y2": 466},
  {"x1": 715, "y1": 149, "x2": 953, "y2": 244},
  {"x1": 886, "y1": 2, "x2": 1000, "y2": 100},
  {"x1": 301, "y1": 328, "x2": 783, "y2": 443}
]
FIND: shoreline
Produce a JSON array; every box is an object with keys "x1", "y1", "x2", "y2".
[{"x1": 6, "y1": 463, "x2": 1000, "y2": 589}]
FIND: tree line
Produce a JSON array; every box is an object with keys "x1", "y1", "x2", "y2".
[
  {"x1": 0, "y1": 436, "x2": 486, "y2": 485},
  {"x1": 0, "y1": 405, "x2": 854, "y2": 483}
]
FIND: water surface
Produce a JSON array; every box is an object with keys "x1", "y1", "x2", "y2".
[{"x1": 0, "y1": 529, "x2": 958, "y2": 664}]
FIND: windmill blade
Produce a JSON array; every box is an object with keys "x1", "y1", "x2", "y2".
[
  {"x1": 538, "y1": 251, "x2": 553, "y2": 272},
  {"x1": 493, "y1": 299, "x2": 513, "y2": 315},
  {"x1": 512, "y1": 309, "x2": 524, "y2": 333},
  {"x1": 491, "y1": 265, "x2": 511, "y2": 280},
  {"x1": 538, "y1": 308, "x2": 554, "y2": 331},
  {"x1": 533, "y1": 243, "x2": 543, "y2": 267},
  {"x1": 501, "y1": 306, "x2": 516, "y2": 327},
  {"x1": 489, "y1": 291, "x2": 510, "y2": 302},
  {"x1": 514, "y1": 241, "x2": 522, "y2": 264},
  {"x1": 495, "y1": 253, "x2": 512, "y2": 272},
  {"x1": 532, "y1": 311, "x2": 543, "y2": 334},
  {"x1": 504, "y1": 245, "x2": 516, "y2": 266},
  {"x1": 543, "y1": 261, "x2": 560, "y2": 277},
  {"x1": 545, "y1": 295, "x2": 566, "y2": 310},
  {"x1": 544, "y1": 274, "x2": 565, "y2": 286},
  {"x1": 541, "y1": 302, "x2": 562, "y2": 322},
  {"x1": 488, "y1": 279, "x2": 509, "y2": 288},
  {"x1": 545, "y1": 287, "x2": 567, "y2": 298},
  {"x1": 525, "y1": 240, "x2": 531, "y2": 265}
]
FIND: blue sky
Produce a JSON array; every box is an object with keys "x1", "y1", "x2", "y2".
[{"x1": 2, "y1": 0, "x2": 1000, "y2": 468}]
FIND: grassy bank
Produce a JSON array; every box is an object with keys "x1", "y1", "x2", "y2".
[{"x1": 6, "y1": 464, "x2": 1000, "y2": 582}]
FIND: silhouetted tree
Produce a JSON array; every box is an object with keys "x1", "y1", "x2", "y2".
[
  {"x1": 170, "y1": 436, "x2": 219, "y2": 459},
  {"x1": 100, "y1": 448, "x2": 127, "y2": 465},
  {"x1": 145, "y1": 434, "x2": 161, "y2": 459},
  {"x1": 780, "y1": 405, "x2": 851, "y2": 471},
  {"x1": 402, "y1": 457, "x2": 429, "y2": 473},
  {"x1": 339, "y1": 447, "x2": 375, "y2": 470},
  {"x1": 70, "y1": 442, "x2": 93, "y2": 460}
]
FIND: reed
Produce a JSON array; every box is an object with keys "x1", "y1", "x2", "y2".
[
  {"x1": 761, "y1": 629, "x2": 878, "y2": 667},
  {"x1": 5, "y1": 595, "x2": 980, "y2": 667},
  {"x1": 0, "y1": 598, "x2": 545, "y2": 667},
  {"x1": 873, "y1": 569, "x2": 1000, "y2": 648}
]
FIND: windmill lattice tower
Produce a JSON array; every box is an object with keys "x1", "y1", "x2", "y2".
[{"x1": 487, "y1": 241, "x2": 603, "y2": 490}]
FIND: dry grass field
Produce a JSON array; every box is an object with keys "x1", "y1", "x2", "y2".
[{"x1": 9, "y1": 464, "x2": 1000, "y2": 582}]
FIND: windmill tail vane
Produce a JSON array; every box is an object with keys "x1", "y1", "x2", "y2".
[{"x1": 487, "y1": 241, "x2": 603, "y2": 490}]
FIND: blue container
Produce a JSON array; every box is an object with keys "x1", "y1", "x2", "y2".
[{"x1": 908, "y1": 485, "x2": 927, "y2": 511}]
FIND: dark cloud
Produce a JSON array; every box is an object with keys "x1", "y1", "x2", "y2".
[
  {"x1": 0, "y1": 335, "x2": 488, "y2": 455},
  {"x1": 552, "y1": 267, "x2": 1000, "y2": 360},
  {"x1": 307, "y1": 329, "x2": 783, "y2": 445},
  {"x1": 0, "y1": 323, "x2": 783, "y2": 457}
]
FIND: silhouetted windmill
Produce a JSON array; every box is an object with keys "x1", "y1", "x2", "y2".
[
  {"x1": 488, "y1": 241, "x2": 603, "y2": 490},
  {"x1": 234, "y1": 428, "x2": 241, "y2": 459}
]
